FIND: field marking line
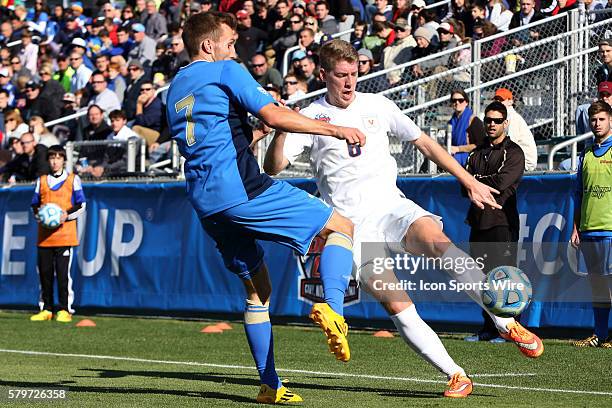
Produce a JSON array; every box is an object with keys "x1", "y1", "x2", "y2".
[{"x1": 1, "y1": 349, "x2": 611, "y2": 397}]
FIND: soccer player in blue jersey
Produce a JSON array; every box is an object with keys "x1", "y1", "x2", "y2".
[{"x1": 166, "y1": 11, "x2": 366, "y2": 404}]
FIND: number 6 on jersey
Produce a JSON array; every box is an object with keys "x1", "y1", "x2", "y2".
[{"x1": 175, "y1": 94, "x2": 196, "y2": 146}]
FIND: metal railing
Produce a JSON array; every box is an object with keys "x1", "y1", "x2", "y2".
[
  {"x1": 281, "y1": 28, "x2": 355, "y2": 76},
  {"x1": 65, "y1": 138, "x2": 146, "y2": 175},
  {"x1": 44, "y1": 85, "x2": 170, "y2": 128},
  {"x1": 547, "y1": 132, "x2": 593, "y2": 171}
]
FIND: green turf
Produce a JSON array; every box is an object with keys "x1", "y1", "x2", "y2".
[{"x1": 0, "y1": 310, "x2": 610, "y2": 407}]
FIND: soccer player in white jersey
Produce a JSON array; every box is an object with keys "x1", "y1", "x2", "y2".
[{"x1": 264, "y1": 39, "x2": 544, "y2": 398}]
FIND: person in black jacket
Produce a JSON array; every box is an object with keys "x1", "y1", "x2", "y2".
[
  {"x1": 463, "y1": 101, "x2": 526, "y2": 342},
  {"x1": 22, "y1": 80, "x2": 61, "y2": 123},
  {"x1": 6, "y1": 133, "x2": 51, "y2": 181},
  {"x1": 122, "y1": 60, "x2": 148, "y2": 120}
]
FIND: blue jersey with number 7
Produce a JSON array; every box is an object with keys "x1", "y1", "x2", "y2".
[{"x1": 166, "y1": 60, "x2": 277, "y2": 218}]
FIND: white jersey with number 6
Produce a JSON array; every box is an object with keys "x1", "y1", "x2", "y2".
[{"x1": 285, "y1": 92, "x2": 422, "y2": 224}]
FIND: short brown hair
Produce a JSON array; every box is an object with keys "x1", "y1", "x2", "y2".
[
  {"x1": 182, "y1": 11, "x2": 237, "y2": 59},
  {"x1": 109, "y1": 109, "x2": 127, "y2": 120},
  {"x1": 588, "y1": 100, "x2": 612, "y2": 118},
  {"x1": 319, "y1": 39, "x2": 358, "y2": 72}
]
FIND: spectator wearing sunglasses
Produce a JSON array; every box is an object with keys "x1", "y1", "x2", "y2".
[
  {"x1": 463, "y1": 101, "x2": 525, "y2": 343},
  {"x1": 250, "y1": 53, "x2": 283, "y2": 89},
  {"x1": 132, "y1": 81, "x2": 164, "y2": 147},
  {"x1": 448, "y1": 89, "x2": 486, "y2": 166},
  {"x1": 383, "y1": 18, "x2": 415, "y2": 85},
  {"x1": 282, "y1": 74, "x2": 306, "y2": 101}
]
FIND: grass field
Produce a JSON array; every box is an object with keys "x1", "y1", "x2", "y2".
[{"x1": 0, "y1": 310, "x2": 610, "y2": 407}]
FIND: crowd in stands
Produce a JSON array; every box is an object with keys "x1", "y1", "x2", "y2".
[{"x1": 0, "y1": 0, "x2": 610, "y2": 181}]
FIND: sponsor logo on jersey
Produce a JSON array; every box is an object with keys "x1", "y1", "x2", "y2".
[
  {"x1": 315, "y1": 113, "x2": 331, "y2": 122},
  {"x1": 297, "y1": 236, "x2": 360, "y2": 306},
  {"x1": 361, "y1": 115, "x2": 380, "y2": 132}
]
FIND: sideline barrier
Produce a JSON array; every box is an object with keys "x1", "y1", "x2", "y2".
[{"x1": 0, "y1": 175, "x2": 603, "y2": 329}]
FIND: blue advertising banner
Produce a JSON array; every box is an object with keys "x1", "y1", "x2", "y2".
[{"x1": 0, "y1": 174, "x2": 601, "y2": 329}]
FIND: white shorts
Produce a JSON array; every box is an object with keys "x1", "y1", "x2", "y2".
[{"x1": 351, "y1": 197, "x2": 442, "y2": 284}]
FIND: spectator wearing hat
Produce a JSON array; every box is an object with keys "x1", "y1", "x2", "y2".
[
  {"x1": 18, "y1": 31, "x2": 39, "y2": 76},
  {"x1": 22, "y1": 80, "x2": 61, "y2": 123},
  {"x1": 69, "y1": 52, "x2": 93, "y2": 93},
  {"x1": 250, "y1": 53, "x2": 284, "y2": 89},
  {"x1": 70, "y1": 37, "x2": 95, "y2": 70},
  {"x1": 406, "y1": 0, "x2": 426, "y2": 31},
  {"x1": 129, "y1": 23, "x2": 157, "y2": 67},
  {"x1": 596, "y1": 32, "x2": 612, "y2": 85},
  {"x1": 71, "y1": 2, "x2": 87, "y2": 27},
  {"x1": 383, "y1": 18, "x2": 415, "y2": 85},
  {"x1": 355, "y1": 48, "x2": 388, "y2": 93},
  {"x1": 236, "y1": 9, "x2": 269, "y2": 63},
  {"x1": 88, "y1": 71, "x2": 122, "y2": 113},
  {"x1": 52, "y1": 16, "x2": 86, "y2": 56},
  {"x1": 123, "y1": 60, "x2": 148, "y2": 120},
  {"x1": 411, "y1": 26, "x2": 440, "y2": 78},
  {"x1": 575, "y1": 82, "x2": 612, "y2": 137},
  {"x1": 315, "y1": 1, "x2": 339, "y2": 35},
  {"x1": 132, "y1": 81, "x2": 164, "y2": 146},
  {"x1": 142, "y1": 0, "x2": 167, "y2": 41},
  {"x1": 418, "y1": 22, "x2": 460, "y2": 90},
  {"x1": 52, "y1": 54, "x2": 75, "y2": 93},
  {"x1": 57, "y1": 92, "x2": 81, "y2": 142},
  {"x1": 494, "y1": 88, "x2": 538, "y2": 171}
]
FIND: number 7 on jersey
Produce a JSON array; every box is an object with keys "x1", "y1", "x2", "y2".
[{"x1": 175, "y1": 94, "x2": 196, "y2": 146}]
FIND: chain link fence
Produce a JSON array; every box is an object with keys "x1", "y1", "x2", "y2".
[{"x1": 279, "y1": 10, "x2": 612, "y2": 176}]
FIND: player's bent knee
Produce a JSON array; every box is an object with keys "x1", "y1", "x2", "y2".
[
  {"x1": 321, "y1": 211, "x2": 354, "y2": 239},
  {"x1": 383, "y1": 301, "x2": 414, "y2": 315}
]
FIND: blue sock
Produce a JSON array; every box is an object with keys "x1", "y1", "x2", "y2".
[
  {"x1": 593, "y1": 307, "x2": 610, "y2": 340},
  {"x1": 244, "y1": 300, "x2": 282, "y2": 389},
  {"x1": 319, "y1": 232, "x2": 353, "y2": 316}
]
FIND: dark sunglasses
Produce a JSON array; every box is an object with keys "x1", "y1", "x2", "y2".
[
  {"x1": 11, "y1": 60, "x2": 20, "y2": 64},
  {"x1": 140, "y1": 87, "x2": 153, "y2": 92},
  {"x1": 251, "y1": 63, "x2": 266, "y2": 68},
  {"x1": 484, "y1": 117, "x2": 505, "y2": 125},
  {"x1": 450, "y1": 98, "x2": 466, "y2": 104},
  {"x1": 284, "y1": 80, "x2": 298, "y2": 85},
  {"x1": 395, "y1": 27, "x2": 406, "y2": 32},
  {"x1": 358, "y1": 60, "x2": 369, "y2": 65},
  {"x1": 290, "y1": 19, "x2": 301, "y2": 23},
  {"x1": 305, "y1": 21, "x2": 315, "y2": 25}
]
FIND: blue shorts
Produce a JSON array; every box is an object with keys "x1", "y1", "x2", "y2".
[
  {"x1": 579, "y1": 236, "x2": 612, "y2": 276},
  {"x1": 201, "y1": 180, "x2": 334, "y2": 280}
]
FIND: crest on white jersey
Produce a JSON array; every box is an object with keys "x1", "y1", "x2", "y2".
[{"x1": 361, "y1": 115, "x2": 380, "y2": 132}]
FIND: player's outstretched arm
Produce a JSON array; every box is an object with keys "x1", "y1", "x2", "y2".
[
  {"x1": 412, "y1": 132, "x2": 501, "y2": 210},
  {"x1": 263, "y1": 132, "x2": 291, "y2": 176},
  {"x1": 258, "y1": 103, "x2": 366, "y2": 146}
]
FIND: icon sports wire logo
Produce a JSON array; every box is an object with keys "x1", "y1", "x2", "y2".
[{"x1": 297, "y1": 236, "x2": 360, "y2": 306}]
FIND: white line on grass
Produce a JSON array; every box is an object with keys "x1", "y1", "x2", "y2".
[{"x1": 1, "y1": 349, "x2": 610, "y2": 397}]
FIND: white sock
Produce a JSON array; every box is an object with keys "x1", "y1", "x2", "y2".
[
  {"x1": 441, "y1": 245, "x2": 514, "y2": 333},
  {"x1": 390, "y1": 304, "x2": 465, "y2": 379}
]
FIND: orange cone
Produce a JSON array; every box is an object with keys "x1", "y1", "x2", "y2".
[
  {"x1": 214, "y1": 322, "x2": 232, "y2": 330},
  {"x1": 200, "y1": 325, "x2": 223, "y2": 333},
  {"x1": 76, "y1": 319, "x2": 96, "y2": 327},
  {"x1": 373, "y1": 330, "x2": 394, "y2": 338}
]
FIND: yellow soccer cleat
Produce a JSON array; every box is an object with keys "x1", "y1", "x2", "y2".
[
  {"x1": 573, "y1": 334, "x2": 601, "y2": 348},
  {"x1": 30, "y1": 310, "x2": 53, "y2": 321},
  {"x1": 309, "y1": 303, "x2": 350, "y2": 362},
  {"x1": 601, "y1": 338, "x2": 612, "y2": 349},
  {"x1": 444, "y1": 373, "x2": 473, "y2": 398},
  {"x1": 256, "y1": 384, "x2": 303, "y2": 404},
  {"x1": 55, "y1": 310, "x2": 72, "y2": 323}
]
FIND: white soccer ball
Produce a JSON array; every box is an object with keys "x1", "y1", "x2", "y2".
[
  {"x1": 38, "y1": 203, "x2": 63, "y2": 229},
  {"x1": 482, "y1": 266, "x2": 532, "y2": 317}
]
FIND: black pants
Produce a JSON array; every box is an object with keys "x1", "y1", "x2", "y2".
[
  {"x1": 470, "y1": 226, "x2": 519, "y2": 335},
  {"x1": 37, "y1": 246, "x2": 73, "y2": 313}
]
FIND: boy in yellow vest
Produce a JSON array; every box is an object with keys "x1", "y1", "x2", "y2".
[
  {"x1": 571, "y1": 101, "x2": 612, "y2": 348},
  {"x1": 30, "y1": 144, "x2": 86, "y2": 323}
]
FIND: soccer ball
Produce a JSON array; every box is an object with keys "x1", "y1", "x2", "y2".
[
  {"x1": 38, "y1": 203, "x2": 63, "y2": 229},
  {"x1": 482, "y1": 266, "x2": 532, "y2": 317}
]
